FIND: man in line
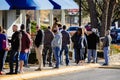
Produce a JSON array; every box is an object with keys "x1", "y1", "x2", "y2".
[
  {"x1": 7, "y1": 25, "x2": 21, "y2": 74},
  {"x1": 86, "y1": 28, "x2": 99, "y2": 63},
  {"x1": 34, "y1": 25, "x2": 44, "y2": 71},
  {"x1": 51, "y1": 24, "x2": 62, "y2": 68},
  {"x1": 103, "y1": 30, "x2": 112, "y2": 66},
  {"x1": 60, "y1": 25, "x2": 70, "y2": 66},
  {"x1": 43, "y1": 26, "x2": 54, "y2": 67},
  {"x1": 19, "y1": 24, "x2": 31, "y2": 73}
]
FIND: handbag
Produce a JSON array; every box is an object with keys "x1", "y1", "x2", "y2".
[{"x1": 2, "y1": 39, "x2": 9, "y2": 51}]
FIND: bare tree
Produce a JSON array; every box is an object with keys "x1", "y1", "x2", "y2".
[{"x1": 87, "y1": 0, "x2": 98, "y2": 28}]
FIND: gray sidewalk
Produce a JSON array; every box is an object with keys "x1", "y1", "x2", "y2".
[
  {"x1": 0, "y1": 60, "x2": 101, "y2": 80},
  {"x1": 1, "y1": 53, "x2": 120, "y2": 80}
]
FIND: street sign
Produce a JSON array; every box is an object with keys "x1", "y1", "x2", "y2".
[{"x1": 68, "y1": 9, "x2": 79, "y2": 15}]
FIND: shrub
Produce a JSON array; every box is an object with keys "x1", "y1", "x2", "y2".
[{"x1": 110, "y1": 44, "x2": 120, "y2": 55}]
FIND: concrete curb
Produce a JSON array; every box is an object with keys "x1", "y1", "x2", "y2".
[
  {"x1": 99, "y1": 66, "x2": 120, "y2": 69},
  {"x1": 0, "y1": 64, "x2": 101, "y2": 80}
]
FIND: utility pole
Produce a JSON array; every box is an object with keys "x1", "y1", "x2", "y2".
[{"x1": 79, "y1": 0, "x2": 81, "y2": 26}]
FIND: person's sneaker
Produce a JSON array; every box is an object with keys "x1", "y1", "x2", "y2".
[
  {"x1": 43, "y1": 64, "x2": 45, "y2": 67},
  {"x1": 24, "y1": 65, "x2": 30, "y2": 68},
  {"x1": 92, "y1": 61, "x2": 96, "y2": 63},
  {"x1": 0, "y1": 71, "x2": 5, "y2": 75},
  {"x1": 49, "y1": 64, "x2": 53, "y2": 67},
  {"x1": 19, "y1": 70, "x2": 24, "y2": 74},
  {"x1": 35, "y1": 68, "x2": 41, "y2": 71},
  {"x1": 53, "y1": 67, "x2": 59, "y2": 69},
  {"x1": 6, "y1": 72, "x2": 14, "y2": 75},
  {"x1": 0, "y1": 71, "x2": 3, "y2": 75},
  {"x1": 66, "y1": 64, "x2": 70, "y2": 66},
  {"x1": 102, "y1": 63, "x2": 108, "y2": 66}
]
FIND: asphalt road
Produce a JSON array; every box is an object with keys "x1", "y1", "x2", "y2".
[{"x1": 31, "y1": 68, "x2": 120, "y2": 80}]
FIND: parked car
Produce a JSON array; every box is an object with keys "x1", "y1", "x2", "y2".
[
  {"x1": 67, "y1": 26, "x2": 79, "y2": 36},
  {"x1": 116, "y1": 29, "x2": 120, "y2": 42},
  {"x1": 110, "y1": 28, "x2": 120, "y2": 43}
]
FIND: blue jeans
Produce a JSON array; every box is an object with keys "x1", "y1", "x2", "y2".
[
  {"x1": 80, "y1": 48, "x2": 85, "y2": 60},
  {"x1": 24, "y1": 52, "x2": 30, "y2": 66},
  {"x1": 9, "y1": 50, "x2": 19, "y2": 73},
  {"x1": 3, "y1": 51, "x2": 8, "y2": 66},
  {"x1": 88, "y1": 49, "x2": 97, "y2": 63},
  {"x1": 103, "y1": 47, "x2": 110, "y2": 65},
  {"x1": 53, "y1": 47, "x2": 60, "y2": 68},
  {"x1": 60, "y1": 46, "x2": 69, "y2": 65}
]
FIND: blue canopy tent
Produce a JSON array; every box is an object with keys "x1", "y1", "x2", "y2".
[
  {"x1": 6, "y1": 0, "x2": 53, "y2": 10},
  {"x1": 49, "y1": 0, "x2": 78, "y2": 9},
  {"x1": 0, "y1": 0, "x2": 10, "y2": 10},
  {"x1": 0, "y1": 0, "x2": 78, "y2": 10}
]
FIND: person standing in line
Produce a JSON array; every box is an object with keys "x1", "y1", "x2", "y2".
[
  {"x1": 60, "y1": 25, "x2": 70, "y2": 66},
  {"x1": 0, "y1": 26, "x2": 9, "y2": 75},
  {"x1": 43, "y1": 26, "x2": 54, "y2": 67},
  {"x1": 71, "y1": 28, "x2": 87, "y2": 65},
  {"x1": 34, "y1": 25, "x2": 44, "y2": 71},
  {"x1": 19, "y1": 24, "x2": 31, "y2": 73},
  {"x1": 7, "y1": 25, "x2": 21, "y2": 74},
  {"x1": 24, "y1": 32, "x2": 33, "y2": 68},
  {"x1": 52, "y1": 17, "x2": 59, "y2": 32},
  {"x1": 86, "y1": 28, "x2": 99, "y2": 63},
  {"x1": 82, "y1": 28, "x2": 88, "y2": 61},
  {"x1": 51, "y1": 24, "x2": 62, "y2": 68},
  {"x1": 2, "y1": 29, "x2": 9, "y2": 68},
  {"x1": 58, "y1": 24, "x2": 63, "y2": 31},
  {"x1": 103, "y1": 30, "x2": 112, "y2": 66}
]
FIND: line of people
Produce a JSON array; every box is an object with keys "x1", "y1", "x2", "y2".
[{"x1": 0, "y1": 23, "x2": 112, "y2": 75}]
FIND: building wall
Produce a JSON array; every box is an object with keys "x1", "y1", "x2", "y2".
[{"x1": 7, "y1": 10, "x2": 17, "y2": 37}]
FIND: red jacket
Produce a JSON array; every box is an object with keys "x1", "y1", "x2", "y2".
[{"x1": 20, "y1": 31, "x2": 31, "y2": 53}]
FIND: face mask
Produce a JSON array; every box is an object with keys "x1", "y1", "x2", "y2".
[{"x1": 53, "y1": 30, "x2": 57, "y2": 33}]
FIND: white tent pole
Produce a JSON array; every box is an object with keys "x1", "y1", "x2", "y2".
[
  {"x1": 61, "y1": 10, "x2": 65, "y2": 26},
  {"x1": 36, "y1": 10, "x2": 40, "y2": 26},
  {"x1": 0, "y1": 11, "x2": 2, "y2": 26},
  {"x1": 50, "y1": 10, "x2": 53, "y2": 27}
]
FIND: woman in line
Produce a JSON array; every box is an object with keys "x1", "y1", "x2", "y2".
[{"x1": 71, "y1": 28, "x2": 87, "y2": 65}]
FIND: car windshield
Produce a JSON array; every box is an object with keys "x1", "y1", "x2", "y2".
[{"x1": 67, "y1": 27, "x2": 79, "y2": 31}]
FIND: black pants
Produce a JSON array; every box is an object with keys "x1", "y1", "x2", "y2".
[
  {"x1": 0, "y1": 49, "x2": 5, "y2": 71},
  {"x1": 9, "y1": 50, "x2": 19, "y2": 73},
  {"x1": 43, "y1": 46, "x2": 53, "y2": 66}
]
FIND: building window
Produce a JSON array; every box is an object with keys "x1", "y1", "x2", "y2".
[{"x1": 16, "y1": 10, "x2": 20, "y2": 19}]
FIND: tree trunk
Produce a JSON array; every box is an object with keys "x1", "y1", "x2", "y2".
[
  {"x1": 100, "y1": 0, "x2": 109, "y2": 37},
  {"x1": 106, "y1": 0, "x2": 117, "y2": 30},
  {"x1": 87, "y1": 0, "x2": 98, "y2": 28},
  {"x1": 79, "y1": 0, "x2": 81, "y2": 26}
]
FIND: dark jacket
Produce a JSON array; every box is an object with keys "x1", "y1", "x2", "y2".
[
  {"x1": 44, "y1": 29, "x2": 54, "y2": 47},
  {"x1": 71, "y1": 32, "x2": 87, "y2": 49},
  {"x1": 20, "y1": 30, "x2": 31, "y2": 53},
  {"x1": 86, "y1": 32, "x2": 99, "y2": 49},
  {"x1": 103, "y1": 35, "x2": 112, "y2": 47},
  {"x1": 11, "y1": 31, "x2": 20, "y2": 51},
  {"x1": 35, "y1": 30, "x2": 44, "y2": 47},
  {"x1": 61, "y1": 30, "x2": 70, "y2": 47}
]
